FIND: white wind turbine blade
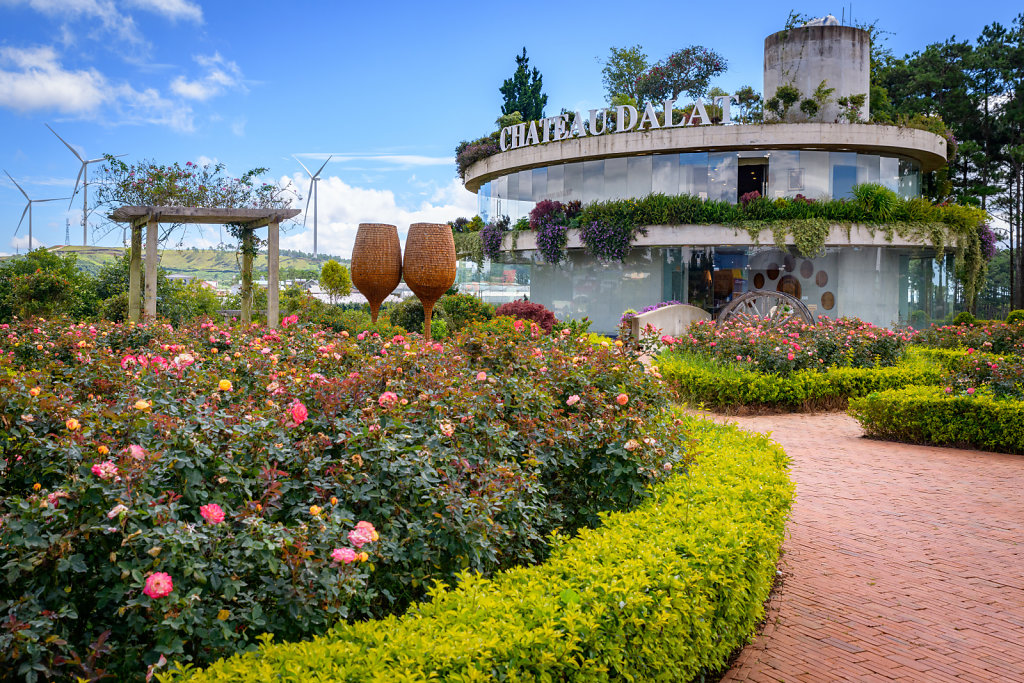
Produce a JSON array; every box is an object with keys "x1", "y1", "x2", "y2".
[
  {"x1": 35, "y1": 197, "x2": 71, "y2": 203},
  {"x1": 46, "y1": 124, "x2": 85, "y2": 162},
  {"x1": 69, "y1": 164, "x2": 86, "y2": 208},
  {"x1": 15, "y1": 204, "x2": 29, "y2": 236},
  {"x1": 293, "y1": 155, "x2": 314, "y2": 178},
  {"x1": 4, "y1": 170, "x2": 30, "y2": 201},
  {"x1": 313, "y1": 155, "x2": 332, "y2": 179},
  {"x1": 303, "y1": 178, "x2": 315, "y2": 228}
]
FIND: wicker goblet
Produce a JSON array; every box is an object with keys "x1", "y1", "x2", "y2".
[
  {"x1": 403, "y1": 222, "x2": 456, "y2": 341},
  {"x1": 350, "y1": 223, "x2": 402, "y2": 322}
]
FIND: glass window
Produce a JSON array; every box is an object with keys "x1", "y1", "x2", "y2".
[
  {"x1": 800, "y1": 151, "x2": 830, "y2": 200},
  {"x1": 563, "y1": 162, "x2": 584, "y2": 202},
  {"x1": 880, "y1": 156, "x2": 899, "y2": 192},
  {"x1": 857, "y1": 154, "x2": 880, "y2": 185},
  {"x1": 517, "y1": 170, "x2": 531, "y2": 202},
  {"x1": 583, "y1": 160, "x2": 605, "y2": 203},
  {"x1": 707, "y1": 152, "x2": 737, "y2": 202},
  {"x1": 680, "y1": 152, "x2": 709, "y2": 198},
  {"x1": 767, "y1": 150, "x2": 798, "y2": 198},
  {"x1": 532, "y1": 168, "x2": 547, "y2": 202},
  {"x1": 830, "y1": 152, "x2": 858, "y2": 199},
  {"x1": 652, "y1": 154, "x2": 680, "y2": 195},
  {"x1": 478, "y1": 182, "x2": 490, "y2": 221},
  {"x1": 547, "y1": 165, "x2": 564, "y2": 201},
  {"x1": 605, "y1": 157, "x2": 629, "y2": 200},
  {"x1": 899, "y1": 159, "x2": 921, "y2": 199},
  {"x1": 627, "y1": 156, "x2": 653, "y2": 198}
]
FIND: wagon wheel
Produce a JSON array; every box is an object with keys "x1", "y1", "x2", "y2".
[{"x1": 716, "y1": 289, "x2": 815, "y2": 328}]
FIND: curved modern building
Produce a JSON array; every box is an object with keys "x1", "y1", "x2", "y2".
[{"x1": 461, "y1": 23, "x2": 953, "y2": 334}]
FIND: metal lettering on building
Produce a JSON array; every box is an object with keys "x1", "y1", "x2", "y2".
[{"x1": 499, "y1": 95, "x2": 740, "y2": 153}]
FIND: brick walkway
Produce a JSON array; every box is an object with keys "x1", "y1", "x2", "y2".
[{"x1": 717, "y1": 412, "x2": 1024, "y2": 683}]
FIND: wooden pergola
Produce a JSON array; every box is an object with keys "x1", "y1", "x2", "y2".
[{"x1": 110, "y1": 206, "x2": 301, "y2": 328}]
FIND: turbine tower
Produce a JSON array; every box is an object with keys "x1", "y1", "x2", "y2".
[
  {"x1": 294, "y1": 155, "x2": 332, "y2": 257},
  {"x1": 46, "y1": 124, "x2": 124, "y2": 246},
  {"x1": 4, "y1": 170, "x2": 70, "y2": 252}
]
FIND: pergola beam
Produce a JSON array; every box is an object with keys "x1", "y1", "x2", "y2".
[{"x1": 111, "y1": 205, "x2": 300, "y2": 329}]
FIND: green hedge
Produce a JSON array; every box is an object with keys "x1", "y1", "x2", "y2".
[
  {"x1": 849, "y1": 387, "x2": 1024, "y2": 454},
  {"x1": 163, "y1": 415, "x2": 794, "y2": 682},
  {"x1": 659, "y1": 349, "x2": 944, "y2": 412}
]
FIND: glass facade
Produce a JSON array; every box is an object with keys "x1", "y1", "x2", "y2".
[
  {"x1": 478, "y1": 151, "x2": 923, "y2": 222},
  {"x1": 498, "y1": 245, "x2": 947, "y2": 335}
]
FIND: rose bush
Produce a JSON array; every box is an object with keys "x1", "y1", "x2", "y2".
[
  {"x1": 0, "y1": 317, "x2": 683, "y2": 680},
  {"x1": 673, "y1": 316, "x2": 912, "y2": 375}
]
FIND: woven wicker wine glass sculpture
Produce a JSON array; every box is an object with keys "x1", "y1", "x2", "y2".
[
  {"x1": 350, "y1": 223, "x2": 402, "y2": 322},
  {"x1": 403, "y1": 222, "x2": 456, "y2": 341}
]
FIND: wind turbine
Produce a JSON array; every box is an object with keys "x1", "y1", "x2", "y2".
[
  {"x1": 294, "y1": 155, "x2": 332, "y2": 257},
  {"x1": 46, "y1": 124, "x2": 125, "y2": 246},
  {"x1": 4, "y1": 170, "x2": 70, "y2": 252}
]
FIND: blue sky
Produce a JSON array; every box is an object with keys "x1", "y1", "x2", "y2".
[{"x1": 1, "y1": 0, "x2": 1020, "y2": 257}]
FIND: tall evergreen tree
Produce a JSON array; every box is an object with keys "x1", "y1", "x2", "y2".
[{"x1": 499, "y1": 48, "x2": 547, "y2": 121}]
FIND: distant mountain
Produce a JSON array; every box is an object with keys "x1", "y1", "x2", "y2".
[{"x1": 47, "y1": 245, "x2": 345, "y2": 284}]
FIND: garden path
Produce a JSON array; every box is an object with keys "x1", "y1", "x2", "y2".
[{"x1": 714, "y1": 411, "x2": 1024, "y2": 683}]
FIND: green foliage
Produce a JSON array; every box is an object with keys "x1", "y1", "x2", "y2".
[
  {"x1": 499, "y1": 48, "x2": 547, "y2": 121},
  {"x1": 0, "y1": 318, "x2": 682, "y2": 680},
  {"x1": 660, "y1": 348, "x2": 944, "y2": 412},
  {"x1": 0, "y1": 249, "x2": 98, "y2": 322},
  {"x1": 766, "y1": 83, "x2": 801, "y2": 120},
  {"x1": 634, "y1": 45, "x2": 728, "y2": 104},
  {"x1": 849, "y1": 386, "x2": 1024, "y2": 453},
  {"x1": 912, "y1": 321, "x2": 1024, "y2": 355},
  {"x1": 438, "y1": 293, "x2": 494, "y2": 331},
  {"x1": 1007, "y1": 310, "x2": 1024, "y2": 325},
  {"x1": 163, "y1": 413, "x2": 793, "y2": 682},
  {"x1": 318, "y1": 260, "x2": 352, "y2": 304},
  {"x1": 601, "y1": 44, "x2": 649, "y2": 104},
  {"x1": 952, "y1": 311, "x2": 977, "y2": 325},
  {"x1": 386, "y1": 297, "x2": 451, "y2": 334}
]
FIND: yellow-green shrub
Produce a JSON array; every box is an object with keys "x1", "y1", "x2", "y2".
[
  {"x1": 659, "y1": 349, "x2": 943, "y2": 411},
  {"x1": 849, "y1": 386, "x2": 1024, "y2": 454},
  {"x1": 163, "y1": 415, "x2": 794, "y2": 682}
]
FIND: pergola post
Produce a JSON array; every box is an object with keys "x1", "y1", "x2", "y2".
[
  {"x1": 144, "y1": 217, "x2": 158, "y2": 320},
  {"x1": 267, "y1": 220, "x2": 280, "y2": 329},
  {"x1": 128, "y1": 223, "x2": 142, "y2": 323},
  {"x1": 240, "y1": 227, "x2": 254, "y2": 325}
]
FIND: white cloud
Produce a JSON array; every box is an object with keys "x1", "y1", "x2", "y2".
[
  {"x1": 0, "y1": 46, "x2": 108, "y2": 113},
  {"x1": 0, "y1": 45, "x2": 193, "y2": 130},
  {"x1": 9, "y1": 234, "x2": 46, "y2": 250},
  {"x1": 3, "y1": 0, "x2": 139, "y2": 42},
  {"x1": 125, "y1": 0, "x2": 202, "y2": 22},
  {"x1": 230, "y1": 117, "x2": 246, "y2": 137},
  {"x1": 279, "y1": 175, "x2": 478, "y2": 258},
  {"x1": 196, "y1": 155, "x2": 218, "y2": 167},
  {"x1": 170, "y1": 52, "x2": 245, "y2": 101}
]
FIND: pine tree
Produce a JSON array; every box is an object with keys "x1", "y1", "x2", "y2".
[{"x1": 499, "y1": 48, "x2": 547, "y2": 121}]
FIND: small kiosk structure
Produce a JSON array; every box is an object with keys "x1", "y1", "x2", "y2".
[{"x1": 110, "y1": 206, "x2": 300, "y2": 328}]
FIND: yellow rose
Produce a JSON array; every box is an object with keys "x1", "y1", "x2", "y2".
[
  {"x1": 29, "y1": 386, "x2": 41, "y2": 397},
  {"x1": 217, "y1": 609, "x2": 230, "y2": 621},
  {"x1": 65, "y1": 417, "x2": 80, "y2": 431},
  {"x1": 309, "y1": 505, "x2": 322, "y2": 517},
  {"x1": 358, "y1": 552, "x2": 369, "y2": 562},
  {"x1": 135, "y1": 399, "x2": 151, "y2": 411},
  {"x1": 98, "y1": 445, "x2": 109, "y2": 455},
  {"x1": 218, "y1": 379, "x2": 233, "y2": 392}
]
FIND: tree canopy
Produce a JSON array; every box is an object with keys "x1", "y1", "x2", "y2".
[
  {"x1": 319, "y1": 259, "x2": 352, "y2": 304},
  {"x1": 601, "y1": 45, "x2": 648, "y2": 105},
  {"x1": 499, "y1": 48, "x2": 547, "y2": 121},
  {"x1": 634, "y1": 46, "x2": 728, "y2": 105}
]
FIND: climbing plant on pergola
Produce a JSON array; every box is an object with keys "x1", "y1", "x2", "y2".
[{"x1": 111, "y1": 206, "x2": 299, "y2": 328}]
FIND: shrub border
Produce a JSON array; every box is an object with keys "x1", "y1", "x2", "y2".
[
  {"x1": 849, "y1": 386, "x2": 1024, "y2": 454},
  {"x1": 659, "y1": 349, "x2": 944, "y2": 413},
  {"x1": 166, "y1": 414, "x2": 794, "y2": 682}
]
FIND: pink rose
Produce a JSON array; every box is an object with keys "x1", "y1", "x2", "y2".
[
  {"x1": 91, "y1": 461, "x2": 118, "y2": 479},
  {"x1": 787, "y1": 353, "x2": 795, "y2": 361},
  {"x1": 199, "y1": 503, "x2": 225, "y2": 525},
  {"x1": 378, "y1": 391, "x2": 399, "y2": 408},
  {"x1": 143, "y1": 572, "x2": 173, "y2": 599},
  {"x1": 290, "y1": 401, "x2": 308, "y2": 425},
  {"x1": 616, "y1": 393, "x2": 628, "y2": 406},
  {"x1": 331, "y1": 547, "x2": 357, "y2": 564},
  {"x1": 476, "y1": 371, "x2": 487, "y2": 381},
  {"x1": 348, "y1": 521, "x2": 377, "y2": 548},
  {"x1": 125, "y1": 444, "x2": 146, "y2": 461},
  {"x1": 566, "y1": 394, "x2": 580, "y2": 406}
]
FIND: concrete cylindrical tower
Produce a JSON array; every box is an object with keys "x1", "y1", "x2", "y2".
[{"x1": 763, "y1": 24, "x2": 870, "y2": 123}]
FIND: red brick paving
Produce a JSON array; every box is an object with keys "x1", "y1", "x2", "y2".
[{"x1": 716, "y1": 412, "x2": 1024, "y2": 683}]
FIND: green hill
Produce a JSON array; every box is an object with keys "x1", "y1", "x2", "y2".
[{"x1": 47, "y1": 245, "x2": 345, "y2": 284}]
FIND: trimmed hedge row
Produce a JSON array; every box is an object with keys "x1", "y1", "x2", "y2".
[
  {"x1": 164, "y1": 414, "x2": 794, "y2": 682},
  {"x1": 659, "y1": 349, "x2": 944, "y2": 412},
  {"x1": 849, "y1": 387, "x2": 1024, "y2": 454}
]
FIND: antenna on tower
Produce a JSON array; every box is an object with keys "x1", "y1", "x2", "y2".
[
  {"x1": 66, "y1": 218, "x2": 71, "y2": 245},
  {"x1": 3, "y1": 169, "x2": 70, "y2": 252},
  {"x1": 46, "y1": 124, "x2": 126, "y2": 247},
  {"x1": 294, "y1": 155, "x2": 332, "y2": 257}
]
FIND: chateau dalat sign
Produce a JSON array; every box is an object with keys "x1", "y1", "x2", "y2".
[{"x1": 499, "y1": 95, "x2": 741, "y2": 152}]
